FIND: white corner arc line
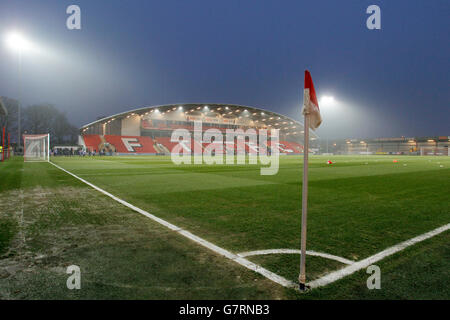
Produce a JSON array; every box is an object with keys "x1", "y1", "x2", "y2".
[
  {"x1": 237, "y1": 249, "x2": 355, "y2": 265},
  {"x1": 308, "y1": 223, "x2": 450, "y2": 289},
  {"x1": 49, "y1": 162, "x2": 297, "y2": 289}
]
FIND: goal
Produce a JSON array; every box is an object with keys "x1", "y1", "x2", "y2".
[
  {"x1": 420, "y1": 147, "x2": 449, "y2": 156},
  {"x1": 23, "y1": 134, "x2": 50, "y2": 162}
]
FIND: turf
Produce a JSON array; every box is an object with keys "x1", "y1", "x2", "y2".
[{"x1": 0, "y1": 155, "x2": 449, "y2": 299}]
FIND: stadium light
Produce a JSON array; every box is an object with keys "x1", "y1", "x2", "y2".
[
  {"x1": 4, "y1": 31, "x2": 33, "y2": 52},
  {"x1": 4, "y1": 31, "x2": 36, "y2": 148},
  {"x1": 319, "y1": 96, "x2": 335, "y2": 106}
]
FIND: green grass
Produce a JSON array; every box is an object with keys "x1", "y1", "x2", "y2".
[{"x1": 0, "y1": 155, "x2": 449, "y2": 299}]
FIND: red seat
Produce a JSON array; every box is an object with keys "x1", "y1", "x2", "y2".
[
  {"x1": 83, "y1": 134, "x2": 102, "y2": 152},
  {"x1": 104, "y1": 135, "x2": 157, "y2": 153}
]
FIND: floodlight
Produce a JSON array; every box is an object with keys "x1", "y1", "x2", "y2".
[
  {"x1": 319, "y1": 96, "x2": 335, "y2": 106},
  {"x1": 5, "y1": 32, "x2": 33, "y2": 52}
]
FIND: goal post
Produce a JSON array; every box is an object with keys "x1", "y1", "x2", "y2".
[{"x1": 23, "y1": 134, "x2": 50, "y2": 162}]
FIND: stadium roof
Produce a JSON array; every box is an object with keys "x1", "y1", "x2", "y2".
[{"x1": 80, "y1": 103, "x2": 318, "y2": 138}]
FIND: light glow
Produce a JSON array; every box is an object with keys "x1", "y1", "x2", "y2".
[
  {"x1": 319, "y1": 96, "x2": 335, "y2": 106},
  {"x1": 5, "y1": 31, "x2": 33, "y2": 52}
]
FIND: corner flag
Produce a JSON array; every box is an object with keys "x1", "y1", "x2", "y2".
[
  {"x1": 299, "y1": 70, "x2": 321, "y2": 290},
  {"x1": 302, "y1": 70, "x2": 322, "y2": 130}
]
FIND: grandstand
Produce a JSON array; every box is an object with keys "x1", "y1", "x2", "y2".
[{"x1": 79, "y1": 104, "x2": 314, "y2": 155}]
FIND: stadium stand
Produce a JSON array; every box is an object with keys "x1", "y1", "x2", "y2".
[
  {"x1": 153, "y1": 137, "x2": 180, "y2": 154},
  {"x1": 83, "y1": 134, "x2": 157, "y2": 154},
  {"x1": 80, "y1": 104, "x2": 315, "y2": 156},
  {"x1": 82, "y1": 134, "x2": 102, "y2": 152},
  {"x1": 82, "y1": 133, "x2": 305, "y2": 156},
  {"x1": 104, "y1": 135, "x2": 157, "y2": 153}
]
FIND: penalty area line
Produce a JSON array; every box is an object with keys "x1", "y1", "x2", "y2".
[
  {"x1": 49, "y1": 161, "x2": 297, "y2": 289},
  {"x1": 308, "y1": 222, "x2": 450, "y2": 289}
]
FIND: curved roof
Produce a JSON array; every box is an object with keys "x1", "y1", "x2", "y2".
[{"x1": 80, "y1": 103, "x2": 319, "y2": 139}]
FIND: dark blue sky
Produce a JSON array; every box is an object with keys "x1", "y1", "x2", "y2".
[{"x1": 1, "y1": 0, "x2": 449, "y2": 138}]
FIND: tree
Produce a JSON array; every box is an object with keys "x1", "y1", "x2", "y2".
[
  {"x1": 1, "y1": 97, "x2": 79, "y2": 146},
  {"x1": 23, "y1": 104, "x2": 78, "y2": 145},
  {"x1": 1, "y1": 97, "x2": 20, "y2": 144}
]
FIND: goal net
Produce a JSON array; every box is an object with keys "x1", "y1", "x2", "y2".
[
  {"x1": 24, "y1": 134, "x2": 50, "y2": 162},
  {"x1": 420, "y1": 147, "x2": 449, "y2": 156}
]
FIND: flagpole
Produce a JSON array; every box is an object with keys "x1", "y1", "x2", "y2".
[{"x1": 299, "y1": 111, "x2": 309, "y2": 290}]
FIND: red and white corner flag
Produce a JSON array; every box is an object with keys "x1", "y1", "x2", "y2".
[
  {"x1": 299, "y1": 69, "x2": 321, "y2": 290},
  {"x1": 302, "y1": 70, "x2": 322, "y2": 130}
]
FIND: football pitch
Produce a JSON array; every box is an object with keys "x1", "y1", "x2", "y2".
[{"x1": 0, "y1": 155, "x2": 449, "y2": 299}]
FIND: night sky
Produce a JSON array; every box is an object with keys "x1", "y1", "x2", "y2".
[{"x1": 1, "y1": 0, "x2": 449, "y2": 138}]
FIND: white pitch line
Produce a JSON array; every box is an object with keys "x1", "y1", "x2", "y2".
[
  {"x1": 308, "y1": 223, "x2": 450, "y2": 289},
  {"x1": 49, "y1": 161, "x2": 297, "y2": 289},
  {"x1": 237, "y1": 249, "x2": 355, "y2": 265}
]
